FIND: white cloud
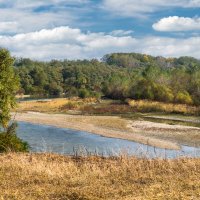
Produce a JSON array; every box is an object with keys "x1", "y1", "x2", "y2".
[
  {"x1": 0, "y1": 21, "x2": 19, "y2": 33},
  {"x1": 102, "y1": 0, "x2": 200, "y2": 18},
  {"x1": 153, "y1": 16, "x2": 200, "y2": 31},
  {"x1": 0, "y1": 26, "x2": 200, "y2": 60}
]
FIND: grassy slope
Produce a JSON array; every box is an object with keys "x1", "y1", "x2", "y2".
[{"x1": 0, "y1": 153, "x2": 200, "y2": 200}]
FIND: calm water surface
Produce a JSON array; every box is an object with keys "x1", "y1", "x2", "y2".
[{"x1": 17, "y1": 122, "x2": 200, "y2": 158}]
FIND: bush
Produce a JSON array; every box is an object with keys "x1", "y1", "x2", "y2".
[
  {"x1": 131, "y1": 79, "x2": 155, "y2": 100},
  {"x1": 66, "y1": 87, "x2": 79, "y2": 97},
  {"x1": 78, "y1": 89, "x2": 91, "y2": 99},
  {"x1": 175, "y1": 91, "x2": 193, "y2": 104},
  {"x1": 153, "y1": 85, "x2": 174, "y2": 102},
  {"x1": 0, "y1": 123, "x2": 29, "y2": 153},
  {"x1": 90, "y1": 91, "x2": 101, "y2": 99}
]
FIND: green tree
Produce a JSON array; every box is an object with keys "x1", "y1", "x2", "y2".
[{"x1": 0, "y1": 49, "x2": 19, "y2": 130}]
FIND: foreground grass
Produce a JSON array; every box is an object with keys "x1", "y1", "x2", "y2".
[{"x1": 0, "y1": 153, "x2": 200, "y2": 200}]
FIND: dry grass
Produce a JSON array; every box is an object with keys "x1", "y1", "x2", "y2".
[
  {"x1": 91, "y1": 117, "x2": 129, "y2": 131},
  {"x1": 18, "y1": 98, "x2": 200, "y2": 116},
  {"x1": 128, "y1": 100, "x2": 200, "y2": 115},
  {"x1": 80, "y1": 103, "x2": 131, "y2": 115},
  {"x1": 17, "y1": 98, "x2": 98, "y2": 113},
  {"x1": 0, "y1": 153, "x2": 199, "y2": 200},
  {"x1": 17, "y1": 98, "x2": 71, "y2": 112}
]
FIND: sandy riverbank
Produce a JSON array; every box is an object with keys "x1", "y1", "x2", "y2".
[{"x1": 13, "y1": 112, "x2": 200, "y2": 150}]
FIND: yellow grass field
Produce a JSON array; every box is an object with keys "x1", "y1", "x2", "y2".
[
  {"x1": 17, "y1": 98, "x2": 200, "y2": 116},
  {"x1": 0, "y1": 153, "x2": 199, "y2": 200},
  {"x1": 128, "y1": 99, "x2": 200, "y2": 115},
  {"x1": 17, "y1": 98, "x2": 97, "y2": 113}
]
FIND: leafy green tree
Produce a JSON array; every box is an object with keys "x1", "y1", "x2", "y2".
[
  {"x1": 0, "y1": 49, "x2": 19, "y2": 130},
  {"x1": 0, "y1": 50, "x2": 28, "y2": 153}
]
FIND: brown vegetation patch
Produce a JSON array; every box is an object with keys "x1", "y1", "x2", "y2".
[
  {"x1": 0, "y1": 153, "x2": 200, "y2": 200},
  {"x1": 128, "y1": 100, "x2": 200, "y2": 115}
]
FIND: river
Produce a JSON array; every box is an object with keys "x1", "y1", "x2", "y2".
[{"x1": 17, "y1": 122, "x2": 200, "y2": 158}]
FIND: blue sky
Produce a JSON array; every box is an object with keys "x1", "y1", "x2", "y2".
[{"x1": 0, "y1": 0, "x2": 200, "y2": 60}]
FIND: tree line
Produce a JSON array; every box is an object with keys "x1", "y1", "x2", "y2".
[{"x1": 14, "y1": 53, "x2": 200, "y2": 105}]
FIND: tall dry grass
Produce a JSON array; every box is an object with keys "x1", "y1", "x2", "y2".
[
  {"x1": 0, "y1": 153, "x2": 199, "y2": 200},
  {"x1": 18, "y1": 98, "x2": 200, "y2": 116},
  {"x1": 128, "y1": 99, "x2": 200, "y2": 115},
  {"x1": 17, "y1": 98, "x2": 98, "y2": 113}
]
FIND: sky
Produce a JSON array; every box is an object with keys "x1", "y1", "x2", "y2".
[{"x1": 0, "y1": 0, "x2": 200, "y2": 60}]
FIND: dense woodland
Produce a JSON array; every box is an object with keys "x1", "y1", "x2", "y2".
[{"x1": 14, "y1": 53, "x2": 200, "y2": 105}]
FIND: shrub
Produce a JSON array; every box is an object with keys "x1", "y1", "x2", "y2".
[
  {"x1": 130, "y1": 79, "x2": 155, "y2": 100},
  {"x1": 90, "y1": 91, "x2": 101, "y2": 99},
  {"x1": 0, "y1": 123, "x2": 29, "y2": 153},
  {"x1": 66, "y1": 87, "x2": 79, "y2": 97},
  {"x1": 153, "y1": 85, "x2": 174, "y2": 102},
  {"x1": 78, "y1": 89, "x2": 91, "y2": 99},
  {"x1": 175, "y1": 91, "x2": 193, "y2": 105}
]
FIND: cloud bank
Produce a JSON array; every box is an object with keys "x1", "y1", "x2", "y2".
[{"x1": 0, "y1": 26, "x2": 200, "y2": 60}]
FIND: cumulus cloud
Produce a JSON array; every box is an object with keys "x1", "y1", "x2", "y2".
[
  {"x1": 153, "y1": 16, "x2": 200, "y2": 31},
  {"x1": 0, "y1": 26, "x2": 137, "y2": 60},
  {"x1": 102, "y1": 0, "x2": 200, "y2": 18},
  {"x1": 0, "y1": 26, "x2": 199, "y2": 60}
]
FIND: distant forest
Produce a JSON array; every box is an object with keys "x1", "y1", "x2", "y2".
[{"x1": 14, "y1": 53, "x2": 200, "y2": 105}]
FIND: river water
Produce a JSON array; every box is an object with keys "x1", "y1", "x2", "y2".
[{"x1": 16, "y1": 122, "x2": 200, "y2": 158}]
